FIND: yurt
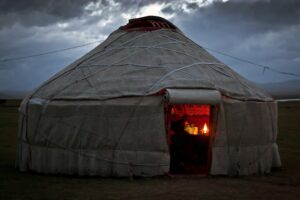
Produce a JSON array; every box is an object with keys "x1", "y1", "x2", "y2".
[{"x1": 16, "y1": 16, "x2": 281, "y2": 176}]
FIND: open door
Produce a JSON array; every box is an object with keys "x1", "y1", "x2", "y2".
[
  {"x1": 164, "y1": 89, "x2": 220, "y2": 175},
  {"x1": 166, "y1": 104, "x2": 212, "y2": 174}
]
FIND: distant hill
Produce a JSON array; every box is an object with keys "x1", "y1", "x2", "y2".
[
  {"x1": 255, "y1": 79, "x2": 300, "y2": 100},
  {"x1": 0, "y1": 90, "x2": 30, "y2": 100},
  {"x1": 1, "y1": 80, "x2": 300, "y2": 100}
]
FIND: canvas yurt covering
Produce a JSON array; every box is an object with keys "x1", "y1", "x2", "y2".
[{"x1": 17, "y1": 16, "x2": 281, "y2": 176}]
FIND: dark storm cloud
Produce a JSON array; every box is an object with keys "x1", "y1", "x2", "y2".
[
  {"x1": 0, "y1": 0, "x2": 99, "y2": 27},
  {"x1": 0, "y1": 0, "x2": 170, "y2": 28},
  {"x1": 114, "y1": 0, "x2": 166, "y2": 9},
  {"x1": 167, "y1": 0, "x2": 300, "y2": 82},
  {"x1": 165, "y1": 0, "x2": 300, "y2": 32},
  {"x1": 205, "y1": 0, "x2": 300, "y2": 30},
  {"x1": 0, "y1": 0, "x2": 102, "y2": 93},
  {"x1": 0, "y1": 0, "x2": 145, "y2": 94}
]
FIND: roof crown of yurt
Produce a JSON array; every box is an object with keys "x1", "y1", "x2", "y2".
[{"x1": 16, "y1": 16, "x2": 281, "y2": 177}]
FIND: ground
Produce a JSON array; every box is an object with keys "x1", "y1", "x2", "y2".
[{"x1": 0, "y1": 100, "x2": 300, "y2": 200}]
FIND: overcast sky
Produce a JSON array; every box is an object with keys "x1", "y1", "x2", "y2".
[{"x1": 0, "y1": 0, "x2": 299, "y2": 93}]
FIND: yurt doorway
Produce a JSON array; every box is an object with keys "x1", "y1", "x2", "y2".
[{"x1": 165, "y1": 104, "x2": 212, "y2": 175}]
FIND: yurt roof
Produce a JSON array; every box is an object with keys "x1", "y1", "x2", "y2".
[{"x1": 30, "y1": 16, "x2": 272, "y2": 101}]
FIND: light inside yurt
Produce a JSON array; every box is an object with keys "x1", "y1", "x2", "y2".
[
  {"x1": 201, "y1": 123, "x2": 209, "y2": 135},
  {"x1": 170, "y1": 104, "x2": 210, "y2": 136}
]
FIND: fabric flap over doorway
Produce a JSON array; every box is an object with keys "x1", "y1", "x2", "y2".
[{"x1": 164, "y1": 89, "x2": 221, "y2": 105}]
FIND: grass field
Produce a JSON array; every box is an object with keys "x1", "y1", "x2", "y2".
[{"x1": 0, "y1": 100, "x2": 300, "y2": 200}]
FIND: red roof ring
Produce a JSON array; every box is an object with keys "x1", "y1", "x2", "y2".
[{"x1": 119, "y1": 16, "x2": 180, "y2": 32}]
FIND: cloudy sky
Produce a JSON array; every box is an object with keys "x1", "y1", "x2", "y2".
[{"x1": 0, "y1": 0, "x2": 299, "y2": 94}]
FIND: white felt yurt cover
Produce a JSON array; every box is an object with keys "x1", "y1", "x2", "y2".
[{"x1": 16, "y1": 16, "x2": 281, "y2": 176}]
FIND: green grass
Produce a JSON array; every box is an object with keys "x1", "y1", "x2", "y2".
[{"x1": 0, "y1": 100, "x2": 300, "y2": 200}]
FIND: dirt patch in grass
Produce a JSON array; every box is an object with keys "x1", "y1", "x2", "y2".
[{"x1": 0, "y1": 100, "x2": 300, "y2": 200}]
